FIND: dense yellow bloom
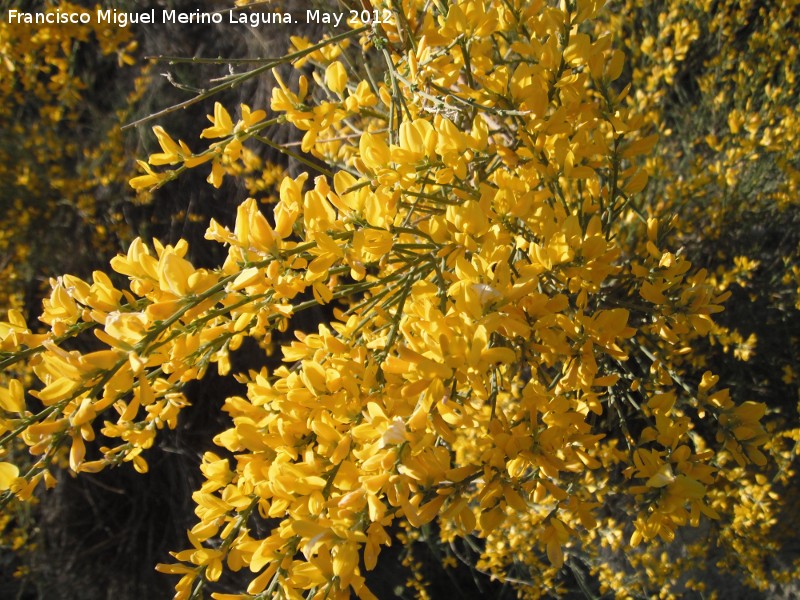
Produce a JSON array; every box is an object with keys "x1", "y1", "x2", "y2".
[{"x1": 2, "y1": 0, "x2": 796, "y2": 598}]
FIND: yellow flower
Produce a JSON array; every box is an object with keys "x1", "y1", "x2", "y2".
[
  {"x1": 325, "y1": 61, "x2": 347, "y2": 95},
  {"x1": 201, "y1": 102, "x2": 235, "y2": 139},
  {"x1": 129, "y1": 160, "x2": 169, "y2": 190}
]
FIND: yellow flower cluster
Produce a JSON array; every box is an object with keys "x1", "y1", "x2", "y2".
[
  {"x1": 130, "y1": 103, "x2": 276, "y2": 191},
  {"x1": 2, "y1": 0, "x2": 794, "y2": 598}
]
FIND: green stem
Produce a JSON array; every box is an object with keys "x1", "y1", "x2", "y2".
[{"x1": 123, "y1": 26, "x2": 369, "y2": 130}]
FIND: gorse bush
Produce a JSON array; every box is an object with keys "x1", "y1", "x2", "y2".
[
  {"x1": 588, "y1": 1, "x2": 800, "y2": 595},
  {"x1": 0, "y1": 3, "x2": 147, "y2": 588},
  {"x1": 1, "y1": 0, "x2": 798, "y2": 599}
]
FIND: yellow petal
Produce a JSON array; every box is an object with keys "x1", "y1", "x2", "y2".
[
  {"x1": 0, "y1": 462, "x2": 19, "y2": 490},
  {"x1": 325, "y1": 61, "x2": 348, "y2": 94},
  {"x1": 646, "y1": 463, "x2": 675, "y2": 488}
]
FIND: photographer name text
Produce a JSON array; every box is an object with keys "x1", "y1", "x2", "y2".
[{"x1": 6, "y1": 8, "x2": 394, "y2": 28}]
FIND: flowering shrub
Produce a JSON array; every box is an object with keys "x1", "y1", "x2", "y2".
[
  {"x1": 1, "y1": 1, "x2": 797, "y2": 598},
  {"x1": 584, "y1": 1, "x2": 800, "y2": 595},
  {"x1": 0, "y1": 1, "x2": 147, "y2": 584}
]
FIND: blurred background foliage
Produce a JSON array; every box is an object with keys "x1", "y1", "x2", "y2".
[{"x1": 0, "y1": 0, "x2": 798, "y2": 598}]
